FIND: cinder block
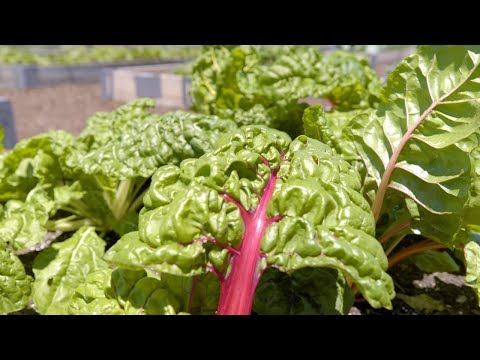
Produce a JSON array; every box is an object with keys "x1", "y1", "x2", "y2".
[
  {"x1": 15, "y1": 65, "x2": 40, "y2": 89},
  {"x1": 100, "y1": 69, "x2": 114, "y2": 100},
  {"x1": 0, "y1": 97, "x2": 17, "y2": 149},
  {"x1": 113, "y1": 69, "x2": 137, "y2": 103},
  {"x1": 135, "y1": 73, "x2": 162, "y2": 98}
]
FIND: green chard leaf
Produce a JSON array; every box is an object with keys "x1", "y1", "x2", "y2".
[
  {"x1": 64, "y1": 99, "x2": 237, "y2": 232},
  {"x1": 0, "y1": 195, "x2": 49, "y2": 251},
  {"x1": 32, "y1": 226, "x2": 108, "y2": 314},
  {"x1": 69, "y1": 267, "x2": 218, "y2": 315},
  {"x1": 409, "y1": 250, "x2": 460, "y2": 274},
  {"x1": 465, "y1": 240, "x2": 480, "y2": 306},
  {"x1": 396, "y1": 293, "x2": 446, "y2": 313},
  {"x1": 0, "y1": 130, "x2": 74, "y2": 201},
  {"x1": 190, "y1": 46, "x2": 381, "y2": 138},
  {"x1": 349, "y1": 45, "x2": 480, "y2": 244},
  {"x1": 105, "y1": 126, "x2": 394, "y2": 313},
  {"x1": 68, "y1": 100, "x2": 238, "y2": 179},
  {"x1": 254, "y1": 267, "x2": 354, "y2": 315},
  {"x1": 0, "y1": 240, "x2": 33, "y2": 314},
  {"x1": 465, "y1": 145, "x2": 480, "y2": 226}
]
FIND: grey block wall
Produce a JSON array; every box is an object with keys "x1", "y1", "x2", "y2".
[
  {"x1": 135, "y1": 73, "x2": 162, "y2": 98},
  {"x1": 0, "y1": 59, "x2": 187, "y2": 89},
  {"x1": 131, "y1": 71, "x2": 191, "y2": 108},
  {"x1": 100, "y1": 69, "x2": 114, "y2": 100},
  {"x1": 0, "y1": 97, "x2": 17, "y2": 149}
]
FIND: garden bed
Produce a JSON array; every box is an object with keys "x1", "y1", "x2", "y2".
[
  {"x1": 0, "y1": 59, "x2": 187, "y2": 89},
  {"x1": 102, "y1": 63, "x2": 191, "y2": 109}
]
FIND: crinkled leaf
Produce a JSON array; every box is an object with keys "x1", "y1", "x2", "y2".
[
  {"x1": 68, "y1": 99, "x2": 238, "y2": 180},
  {"x1": 303, "y1": 106, "x2": 366, "y2": 163},
  {"x1": 0, "y1": 131, "x2": 74, "y2": 201},
  {"x1": 105, "y1": 126, "x2": 394, "y2": 309},
  {"x1": 350, "y1": 46, "x2": 480, "y2": 244},
  {"x1": 69, "y1": 267, "x2": 218, "y2": 315},
  {"x1": 190, "y1": 46, "x2": 380, "y2": 138},
  {"x1": 465, "y1": 240, "x2": 480, "y2": 306},
  {"x1": 261, "y1": 50, "x2": 381, "y2": 110},
  {"x1": 0, "y1": 240, "x2": 33, "y2": 314},
  {"x1": 32, "y1": 226, "x2": 108, "y2": 314},
  {"x1": 409, "y1": 250, "x2": 460, "y2": 274},
  {"x1": 0, "y1": 191, "x2": 50, "y2": 251},
  {"x1": 254, "y1": 267, "x2": 353, "y2": 315},
  {"x1": 69, "y1": 268, "x2": 124, "y2": 315}
]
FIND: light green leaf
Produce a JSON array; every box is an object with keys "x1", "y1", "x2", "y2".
[
  {"x1": 190, "y1": 46, "x2": 380, "y2": 138},
  {"x1": 69, "y1": 268, "x2": 124, "y2": 315},
  {"x1": 350, "y1": 46, "x2": 480, "y2": 244},
  {"x1": 465, "y1": 145, "x2": 480, "y2": 226},
  {"x1": 69, "y1": 267, "x2": 218, "y2": 315},
  {"x1": 67, "y1": 99, "x2": 238, "y2": 180},
  {"x1": 0, "y1": 240, "x2": 33, "y2": 314},
  {"x1": 465, "y1": 240, "x2": 480, "y2": 306},
  {"x1": 0, "y1": 131, "x2": 74, "y2": 201},
  {"x1": 303, "y1": 106, "x2": 366, "y2": 163},
  {"x1": 0, "y1": 195, "x2": 49, "y2": 251},
  {"x1": 32, "y1": 226, "x2": 108, "y2": 314}
]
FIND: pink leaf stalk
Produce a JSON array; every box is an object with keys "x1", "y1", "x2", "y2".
[{"x1": 216, "y1": 155, "x2": 284, "y2": 315}]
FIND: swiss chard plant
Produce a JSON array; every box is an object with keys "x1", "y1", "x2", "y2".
[
  {"x1": 0, "y1": 100, "x2": 237, "y2": 314},
  {"x1": 303, "y1": 45, "x2": 480, "y2": 304},
  {"x1": 104, "y1": 126, "x2": 394, "y2": 314},
  {"x1": 190, "y1": 45, "x2": 381, "y2": 138},
  {"x1": 2, "y1": 44, "x2": 480, "y2": 315}
]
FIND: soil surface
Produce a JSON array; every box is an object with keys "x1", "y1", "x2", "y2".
[
  {"x1": 351, "y1": 260, "x2": 480, "y2": 315},
  {"x1": 0, "y1": 83, "x2": 175, "y2": 142}
]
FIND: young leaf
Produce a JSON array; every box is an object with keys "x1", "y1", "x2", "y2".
[
  {"x1": 350, "y1": 46, "x2": 480, "y2": 244},
  {"x1": 0, "y1": 240, "x2": 33, "y2": 314},
  {"x1": 105, "y1": 126, "x2": 394, "y2": 313},
  {"x1": 32, "y1": 226, "x2": 108, "y2": 314}
]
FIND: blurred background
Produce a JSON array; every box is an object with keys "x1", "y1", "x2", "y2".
[{"x1": 0, "y1": 45, "x2": 414, "y2": 146}]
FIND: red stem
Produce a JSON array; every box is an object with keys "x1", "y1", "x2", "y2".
[
  {"x1": 216, "y1": 165, "x2": 282, "y2": 315},
  {"x1": 220, "y1": 193, "x2": 250, "y2": 222},
  {"x1": 388, "y1": 242, "x2": 447, "y2": 269},
  {"x1": 379, "y1": 221, "x2": 411, "y2": 244}
]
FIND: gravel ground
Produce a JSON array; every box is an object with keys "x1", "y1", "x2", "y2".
[{"x1": 0, "y1": 83, "x2": 175, "y2": 142}]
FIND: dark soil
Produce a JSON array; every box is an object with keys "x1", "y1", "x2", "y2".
[{"x1": 352, "y1": 261, "x2": 480, "y2": 315}]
